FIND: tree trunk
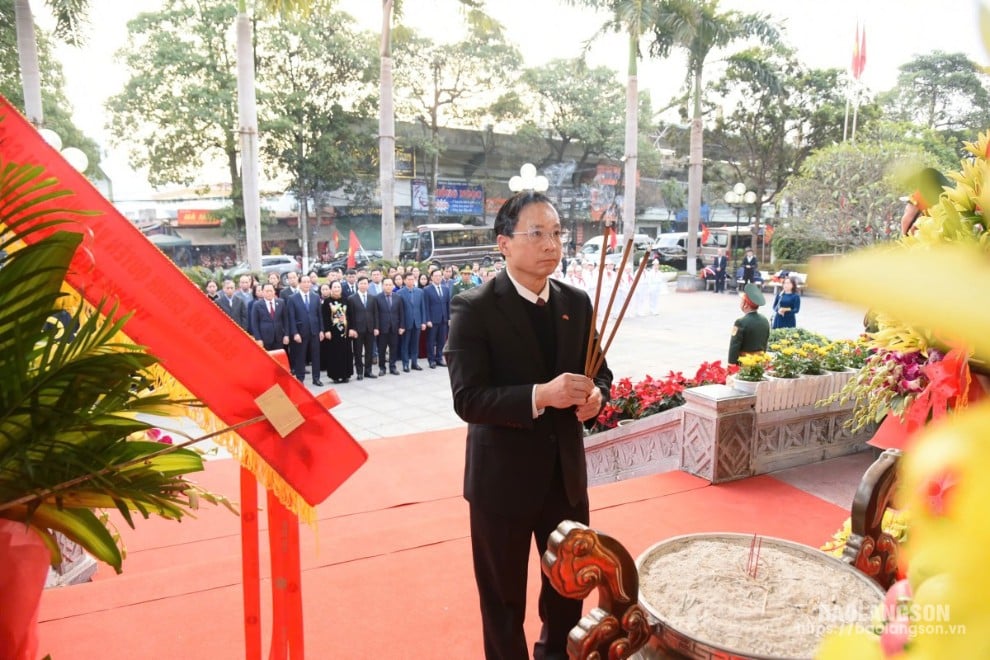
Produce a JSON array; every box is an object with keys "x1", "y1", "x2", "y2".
[
  {"x1": 14, "y1": 0, "x2": 43, "y2": 125},
  {"x1": 379, "y1": 0, "x2": 396, "y2": 260},
  {"x1": 622, "y1": 30, "x2": 638, "y2": 245},
  {"x1": 686, "y1": 67, "x2": 704, "y2": 275},
  {"x1": 236, "y1": 11, "x2": 262, "y2": 271}
]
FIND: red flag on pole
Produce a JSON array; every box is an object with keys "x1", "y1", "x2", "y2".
[
  {"x1": 346, "y1": 230, "x2": 361, "y2": 268},
  {"x1": 852, "y1": 23, "x2": 867, "y2": 79},
  {"x1": 607, "y1": 226, "x2": 617, "y2": 252},
  {"x1": 700, "y1": 223, "x2": 710, "y2": 245},
  {"x1": 859, "y1": 26, "x2": 867, "y2": 77},
  {"x1": 332, "y1": 228, "x2": 340, "y2": 252}
]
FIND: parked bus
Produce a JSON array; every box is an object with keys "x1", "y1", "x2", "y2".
[{"x1": 399, "y1": 224, "x2": 501, "y2": 266}]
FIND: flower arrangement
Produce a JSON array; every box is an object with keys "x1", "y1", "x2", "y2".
[
  {"x1": 825, "y1": 347, "x2": 945, "y2": 433},
  {"x1": 593, "y1": 360, "x2": 734, "y2": 432},
  {"x1": 735, "y1": 353, "x2": 770, "y2": 381},
  {"x1": 768, "y1": 345, "x2": 803, "y2": 378},
  {"x1": 812, "y1": 128, "x2": 990, "y2": 657}
]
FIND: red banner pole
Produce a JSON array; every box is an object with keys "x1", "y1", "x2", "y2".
[{"x1": 239, "y1": 468, "x2": 262, "y2": 660}]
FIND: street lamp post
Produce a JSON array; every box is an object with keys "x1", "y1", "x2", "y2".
[{"x1": 723, "y1": 183, "x2": 757, "y2": 275}]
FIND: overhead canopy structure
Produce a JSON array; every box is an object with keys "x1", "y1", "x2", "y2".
[{"x1": 146, "y1": 233, "x2": 192, "y2": 248}]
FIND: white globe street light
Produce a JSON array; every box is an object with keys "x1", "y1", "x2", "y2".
[
  {"x1": 508, "y1": 163, "x2": 549, "y2": 193},
  {"x1": 36, "y1": 127, "x2": 89, "y2": 173},
  {"x1": 724, "y1": 183, "x2": 757, "y2": 272}
]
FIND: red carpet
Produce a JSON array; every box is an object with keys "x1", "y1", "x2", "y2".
[{"x1": 37, "y1": 427, "x2": 848, "y2": 659}]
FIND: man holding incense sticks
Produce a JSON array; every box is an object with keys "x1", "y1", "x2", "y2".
[{"x1": 445, "y1": 191, "x2": 612, "y2": 660}]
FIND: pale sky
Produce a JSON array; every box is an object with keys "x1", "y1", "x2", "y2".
[{"x1": 38, "y1": 0, "x2": 990, "y2": 199}]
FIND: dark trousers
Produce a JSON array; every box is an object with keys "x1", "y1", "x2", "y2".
[
  {"x1": 290, "y1": 332, "x2": 320, "y2": 383},
  {"x1": 351, "y1": 331, "x2": 375, "y2": 375},
  {"x1": 427, "y1": 322, "x2": 448, "y2": 365},
  {"x1": 468, "y1": 466, "x2": 589, "y2": 660},
  {"x1": 400, "y1": 325, "x2": 421, "y2": 367},
  {"x1": 376, "y1": 330, "x2": 400, "y2": 370},
  {"x1": 715, "y1": 271, "x2": 726, "y2": 292}
]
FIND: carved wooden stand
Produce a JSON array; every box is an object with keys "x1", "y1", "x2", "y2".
[
  {"x1": 542, "y1": 521, "x2": 651, "y2": 659},
  {"x1": 841, "y1": 448, "x2": 902, "y2": 589},
  {"x1": 545, "y1": 449, "x2": 903, "y2": 659}
]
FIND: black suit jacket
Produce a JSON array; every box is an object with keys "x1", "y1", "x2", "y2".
[
  {"x1": 249, "y1": 298, "x2": 288, "y2": 348},
  {"x1": 445, "y1": 271, "x2": 612, "y2": 517},
  {"x1": 372, "y1": 292, "x2": 404, "y2": 333},
  {"x1": 345, "y1": 292, "x2": 377, "y2": 335},
  {"x1": 215, "y1": 294, "x2": 248, "y2": 330}
]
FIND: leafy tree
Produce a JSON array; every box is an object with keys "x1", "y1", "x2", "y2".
[
  {"x1": 392, "y1": 18, "x2": 520, "y2": 221},
  {"x1": 782, "y1": 140, "x2": 935, "y2": 251},
  {"x1": 0, "y1": 0, "x2": 99, "y2": 174},
  {"x1": 107, "y1": 1, "x2": 242, "y2": 212},
  {"x1": 515, "y1": 58, "x2": 625, "y2": 171},
  {"x1": 880, "y1": 51, "x2": 990, "y2": 144},
  {"x1": 649, "y1": 0, "x2": 779, "y2": 273},
  {"x1": 707, "y1": 47, "x2": 879, "y2": 226},
  {"x1": 658, "y1": 178, "x2": 685, "y2": 220},
  {"x1": 563, "y1": 0, "x2": 662, "y2": 240},
  {"x1": 259, "y1": 9, "x2": 378, "y2": 268}
]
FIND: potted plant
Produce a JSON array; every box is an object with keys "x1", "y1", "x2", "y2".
[{"x1": 0, "y1": 162, "x2": 229, "y2": 658}]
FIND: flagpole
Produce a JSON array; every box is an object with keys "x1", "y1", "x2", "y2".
[
  {"x1": 851, "y1": 81, "x2": 860, "y2": 142},
  {"x1": 842, "y1": 94, "x2": 850, "y2": 142}
]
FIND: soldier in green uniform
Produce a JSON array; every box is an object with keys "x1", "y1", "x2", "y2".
[
  {"x1": 451, "y1": 265, "x2": 477, "y2": 298},
  {"x1": 728, "y1": 283, "x2": 770, "y2": 365}
]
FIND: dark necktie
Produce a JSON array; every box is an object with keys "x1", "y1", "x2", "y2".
[
  {"x1": 535, "y1": 298, "x2": 546, "y2": 307},
  {"x1": 386, "y1": 295, "x2": 392, "y2": 309},
  {"x1": 304, "y1": 294, "x2": 309, "y2": 310},
  {"x1": 268, "y1": 302, "x2": 275, "y2": 319}
]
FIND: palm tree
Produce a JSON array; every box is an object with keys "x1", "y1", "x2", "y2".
[
  {"x1": 650, "y1": 0, "x2": 778, "y2": 274},
  {"x1": 379, "y1": 0, "x2": 399, "y2": 260},
  {"x1": 13, "y1": 0, "x2": 87, "y2": 126},
  {"x1": 566, "y1": 1, "x2": 660, "y2": 243},
  {"x1": 235, "y1": 0, "x2": 315, "y2": 271}
]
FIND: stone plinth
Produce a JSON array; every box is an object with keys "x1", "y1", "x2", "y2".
[
  {"x1": 681, "y1": 384, "x2": 756, "y2": 483},
  {"x1": 584, "y1": 407, "x2": 683, "y2": 487}
]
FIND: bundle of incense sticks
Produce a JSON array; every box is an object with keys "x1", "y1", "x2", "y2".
[
  {"x1": 747, "y1": 533, "x2": 763, "y2": 578},
  {"x1": 583, "y1": 227, "x2": 650, "y2": 378}
]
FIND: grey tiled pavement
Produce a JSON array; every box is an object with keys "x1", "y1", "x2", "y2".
[{"x1": 307, "y1": 285, "x2": 868, "y2": 441}]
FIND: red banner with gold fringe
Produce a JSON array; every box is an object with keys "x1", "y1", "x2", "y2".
[{"x1": 0, "y1": 97, "x2": 366, "y2": 512}]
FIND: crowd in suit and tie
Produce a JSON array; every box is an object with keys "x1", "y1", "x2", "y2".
[{"x1": 202, "y1": 262, "x2": 476, "y2": 385}]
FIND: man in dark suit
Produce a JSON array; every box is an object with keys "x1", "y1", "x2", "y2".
[
  {"x1": 396, "y1": 272, "x2": 426, "y2": 372},
  {"x1": 445, "y1": 191, "x2": 612, "y2": 660},
  {"x1": 215, "y1": 278, "x2": 248, "y2": 329},
  {"x1": 340, "y1": 270, "x2": 357, "y2": 299},
  {"x1": 423, "y1": 269, "x2": 449, "y2": 368},
  {"x1": 345, "y1": 275, "x2": 377, "y2": 380},
  {"x1": 712, "y1": 248, "x2": 728, "y2": 293},
  {"x1": 286, "y1": 275, "x2": 324, "y2": 386},
  {"x1": 279, "y1": 271, "x2": 300, "y2": 300},
  {"x1": 742, "y1": 248, "x2": 758, "y2": 285},
  {"x1": 372, "y1": 278, "x2": 405, "y2": 376},
  {"x1": 249, "y1": 283, "x2": 289, "y2": 351}
]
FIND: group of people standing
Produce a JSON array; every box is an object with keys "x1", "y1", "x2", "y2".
[{"x1": 206, "y1": 263, "x2": 492, "y2": 385}]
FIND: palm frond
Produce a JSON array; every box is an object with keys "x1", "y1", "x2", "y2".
[{"x1": 0, "y1": 158, "x2": 218, "y2": 572}]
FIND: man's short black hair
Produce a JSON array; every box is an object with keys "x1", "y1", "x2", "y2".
[
  {"x1": 356, "y1": 275, "x2": 369, "y2": 283},
  {"x1": 494, "y1": 191, "x2": 554, "y2": 238}
]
